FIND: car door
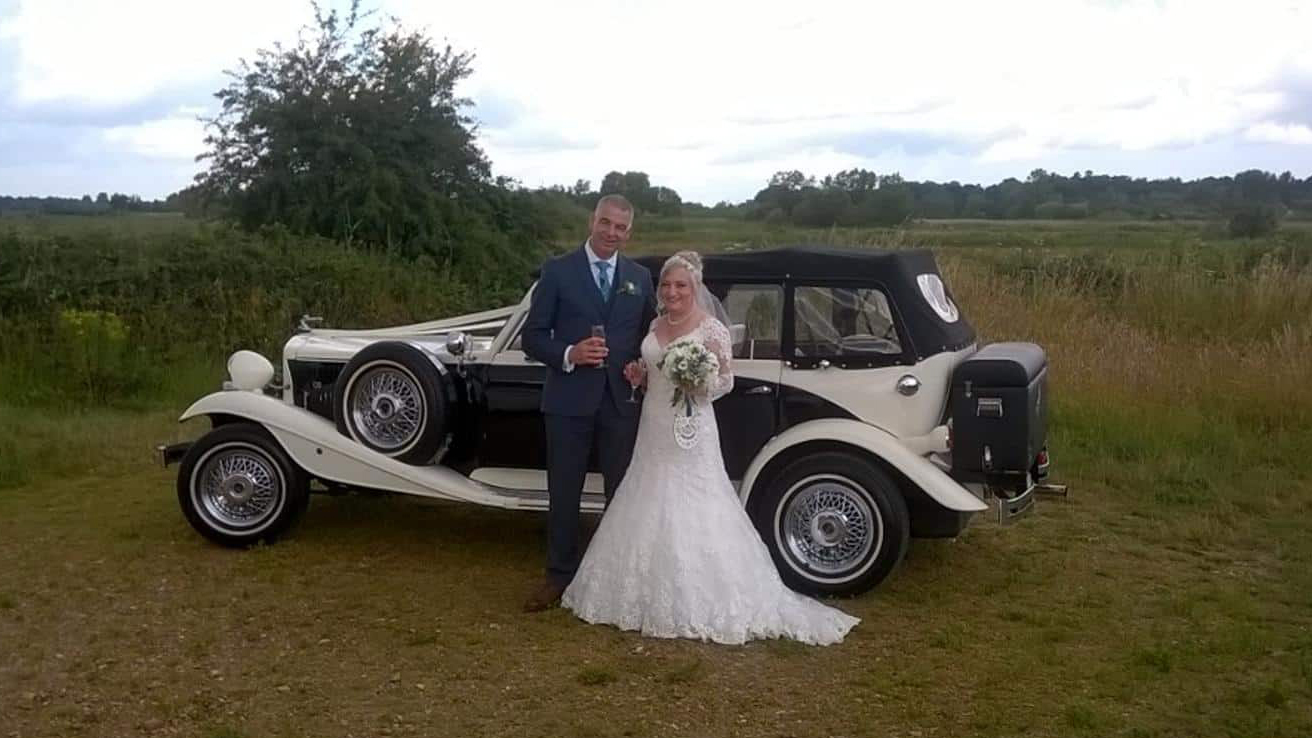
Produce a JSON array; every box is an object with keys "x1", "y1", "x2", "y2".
[
  {"x1": 708, "y1": 281, "x2": 784, "y2": 481},
  {"x1": 477, "y1": 302, "x2": 551, "y2": 470},
  {"x1": 779, "y1": 282, "x2": 943, "y2": 438}
]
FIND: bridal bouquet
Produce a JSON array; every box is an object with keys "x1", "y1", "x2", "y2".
[{"x1": 657, "y1": 339, "x2": 720, "y2": 416}]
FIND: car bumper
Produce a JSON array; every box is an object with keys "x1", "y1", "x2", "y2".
[{"x1": 156, "y1": 442, "x2": 193, "y2": 468}]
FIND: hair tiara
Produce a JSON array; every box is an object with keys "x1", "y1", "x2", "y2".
[{"x1": 661, "y1": 252, "x2": 703, "y2": 281}]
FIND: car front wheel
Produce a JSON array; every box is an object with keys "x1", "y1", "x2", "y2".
[
  {"x1": 750, "y1": 451, "x2": 910, "y2": 596},
  {"x1": 176, "y1": 423, "x2": 310, "y2": 547}
]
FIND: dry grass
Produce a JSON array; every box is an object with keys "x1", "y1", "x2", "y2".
[{"x1": 3, "y1": 220, "x2": 1312, "y2": 737}]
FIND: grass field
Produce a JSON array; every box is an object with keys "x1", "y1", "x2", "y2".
[{"x1": 2, "y1": 216, "x2": 1311, "y2": 737}]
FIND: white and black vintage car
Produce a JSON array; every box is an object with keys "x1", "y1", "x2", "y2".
[{"x1": 162, "y1": 247, "x2": 1059, "y2": 595}]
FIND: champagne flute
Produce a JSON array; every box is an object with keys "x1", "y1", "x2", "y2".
[
  {"x1": 590, "y1": 324, "x2": 607, "y2": 368},
  {"x1": 627, "y1": 359, "x2": 644, "y2": 403}
]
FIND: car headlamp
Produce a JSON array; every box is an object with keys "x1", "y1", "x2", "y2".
[{"x1": 227, "y1": 350, "x2": 275, "y2": 391}]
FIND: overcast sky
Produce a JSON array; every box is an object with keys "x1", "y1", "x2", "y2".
[{"x1": 2, "y1": 0, "x2": 1311, "y2": 204}]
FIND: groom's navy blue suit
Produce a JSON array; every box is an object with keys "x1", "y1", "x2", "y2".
[{"x1": 522, "y1": 244, "x2": 657, "y2": 586}]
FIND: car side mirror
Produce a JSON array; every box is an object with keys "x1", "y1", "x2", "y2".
[{"x1": 445, "y1": 331, "x2": 469, "y2": 357}]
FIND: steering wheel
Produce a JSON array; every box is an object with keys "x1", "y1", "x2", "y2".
[{"x1": 838, "y1": 334, "x2": 899, "y2": 355}]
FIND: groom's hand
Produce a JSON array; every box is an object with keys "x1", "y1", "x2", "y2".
[{"x1": 568, "y1": 337, "x2": 609, "y2": 367}]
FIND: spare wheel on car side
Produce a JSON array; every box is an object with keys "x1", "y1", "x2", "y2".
[{"x1": 332, "y1": 341, "x2": 449, "y2": 465}]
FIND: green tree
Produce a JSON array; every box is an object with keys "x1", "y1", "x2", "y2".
[
  {"x1": 769, "y1": 170, "x2": 814, "y2": 190},
  {"x1": 194, "y1": 0, "x2": 545, "y2": 291},
  {"x1": 827, "y1": 168, "x2": 880, "y2": 195},
  {"x1": 794, "y1": 189, "x2": 850, "y2": 227},
  {"x1": 597, "y1": 170, "x2": 681, "y2": 215}
]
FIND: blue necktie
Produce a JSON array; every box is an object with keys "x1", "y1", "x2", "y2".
[{"x1": 595, "y1": 262, "x2": 611, "y2": 302}]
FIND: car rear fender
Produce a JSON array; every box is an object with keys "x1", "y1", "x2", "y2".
[{"x1": 739, "y1": 418, "x2": 988, "y2": 513}]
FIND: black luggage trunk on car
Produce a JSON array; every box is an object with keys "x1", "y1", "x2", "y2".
[{"x1": 949, "y1": 342, "x2": 1047, "y2": 484}]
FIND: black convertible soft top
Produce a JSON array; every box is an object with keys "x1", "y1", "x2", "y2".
[{"x1": 634, "y1": 246, "x2": 976, "y2": 360}]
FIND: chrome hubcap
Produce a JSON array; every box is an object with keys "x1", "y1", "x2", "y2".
[
  {"x1": 195, "y1": 445, "x2": 283, "y2": 531},
  {"x1": 350, "y1": 364, "x2": 424, "y2": 451},
  {"x1": 811, "y1": 511, "x2": 850, "y2": 547},
  {"x1": 782, "y1": 476, "x2": 882, "y2": 576}
]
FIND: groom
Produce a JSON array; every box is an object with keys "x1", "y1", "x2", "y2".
[{"x1": 521, "y1": 194, "x2": 658, "y2": 612}]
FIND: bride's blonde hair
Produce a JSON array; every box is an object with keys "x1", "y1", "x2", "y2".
[{"x1": 660, "y1": 250, "x2": 704, "y2": 286}]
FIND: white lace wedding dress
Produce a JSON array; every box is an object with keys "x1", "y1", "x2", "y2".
[{"x1": 561, "y1": 316, "x2": 859, "y2": 645}]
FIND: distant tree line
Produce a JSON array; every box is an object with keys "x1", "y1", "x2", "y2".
[
  {"x1": 746, "y1": 167, "x2": 1312, "y2": 236},
  {"x1": 0, "y1": 192, "x2": 172, "y2": 216}
]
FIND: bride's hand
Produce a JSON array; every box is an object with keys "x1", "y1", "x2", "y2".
[{"x1": 623, "y1": 360, "x2": 647, "y2": 387}]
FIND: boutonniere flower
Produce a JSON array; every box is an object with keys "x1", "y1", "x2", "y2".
[{"x1": 617, "y1": 280, "x2": 638, "y2": 296}]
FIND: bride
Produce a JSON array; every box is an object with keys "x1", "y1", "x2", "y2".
[{"x1": 561, "y1": 251, "x2": 859, "y2": 646}]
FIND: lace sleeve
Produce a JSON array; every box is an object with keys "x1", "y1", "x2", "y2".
[{"x1": 702, "y1": 317, "x2": 735, "y2": 402}]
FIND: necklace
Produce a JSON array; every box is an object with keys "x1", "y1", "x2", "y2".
[{"x1": 666, "y1": 311, "x2": 692, "y2": 326}]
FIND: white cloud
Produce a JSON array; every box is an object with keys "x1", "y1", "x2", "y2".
[
  {"x1": 0, "y1": 0, "x2": 312, "y2": 105},
  {"x1": 393, "y1": 0, "x2": 1312, "y2": 196},
  {"x1": 102, "y1": 114, "x2": 207, "y2": 159},
  {"x1": 3, "y1": 0, "x2": 1311, "y2": 200},
  {"x1": 1245, "y1": 122, "x2": 1312, "y2": 146}
]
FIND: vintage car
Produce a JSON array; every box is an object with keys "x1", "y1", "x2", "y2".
[{"x1": 162, "y1": 247, "x2": 1061, "y2": 595}]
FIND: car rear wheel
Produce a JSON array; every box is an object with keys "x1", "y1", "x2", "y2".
[
  {"x1": 750, "y1": 451, "x2": 909, "y2": 595},
  {"x1": 333, "y1": 341, "x2": 448, "y2": 465},
  {"x1": 177, "y1": 423, "x2": 309, "y2": 547}
]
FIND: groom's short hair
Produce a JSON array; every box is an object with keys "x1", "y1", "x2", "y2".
[{"x1": 594, "y1": 194, "x2": 634, "y2": 217}]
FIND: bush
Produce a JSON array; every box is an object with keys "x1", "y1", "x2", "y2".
[
  {"x1": 1227, "y1": 203, "x2": 1281, "y2": 238},
  {"x1": 0, "y1": 221, "x2": 486, "y2": 408}
]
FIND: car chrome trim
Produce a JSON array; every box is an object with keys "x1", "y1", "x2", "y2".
[
  {"x1": 344, "y1": 360, "x2": 427, "y2": 451},
  {"x1": 994, "y1": 485, "x2": 1035, "y2": 524},
  {"x1": 778, "y1": 474, "x2": 882, "y2": 581},
  {"x1": 158, "y1": 442, "x2": 194, "y2": 468},
  {"x1": 189, "y1": 441, "x2": 287, "y2": 535},
  {"x1": 896, "y1": 375, "x2": 920, "y2": 396},
  {"x1": 469, "y1": 467, "x2": 607, "y2": 496}
]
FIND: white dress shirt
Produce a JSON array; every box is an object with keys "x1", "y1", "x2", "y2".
[{"x1": 561, "y1": 240, "x2": 617, "y2": 372}]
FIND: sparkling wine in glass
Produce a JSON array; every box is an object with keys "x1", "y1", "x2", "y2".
[
  {"x1": 590, "y1": 324, "x2": 607, "y2": 368},
  {"x1": 627, "y1": 359, "x2": 644, "y2": 403}
]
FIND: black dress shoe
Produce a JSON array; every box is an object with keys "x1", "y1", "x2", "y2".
[{"x1": 523, "y1": 580, "x2": 566, "y2": 613}]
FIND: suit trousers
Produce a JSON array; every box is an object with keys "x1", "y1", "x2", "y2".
[{"x1": 544, "y1": 388, "x2": 640, "y2": 586}]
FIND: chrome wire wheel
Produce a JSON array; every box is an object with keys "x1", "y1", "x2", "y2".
[
  {"x1": 190, "y1": 442, "x2": 285, "y2": 535},
  {"x1": 779, "y1": 474, "x2": 883, "y2": 580},
  {"x1": 347, "y1": 361, "x2": 427, "y2": 452}
]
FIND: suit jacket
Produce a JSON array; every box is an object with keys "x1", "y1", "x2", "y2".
[{"x1": 522, "y1": 245, "x2": 658, "y2": 417}]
